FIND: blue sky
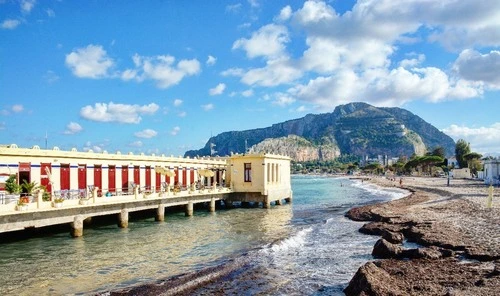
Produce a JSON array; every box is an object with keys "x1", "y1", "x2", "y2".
[{"x1": 1, "y1": 0, "x2": 499, "y2": 156}]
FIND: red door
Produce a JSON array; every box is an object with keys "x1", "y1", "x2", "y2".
[
  {"x1": 108, "y1": 165, "x2": 116, "y2": 192},
  {"x1": 78, "y1": 164, "x2": 87, "y2": 190},
  {"x1": 60, "y1": 164, "x2": 70, "y2": 190},
  {"x1": 190, "y1": 168, "x2": 195, "y2": 186},
  {"x1": 94, "y1": 165, "x2": 102, "y2": 195},
  {"x1": 145, "y1": 166, "x2": 151, "y2": 191},
  {"x1": 40, "y1": 163, "x2": 52, "y2": 195},
  {"x1": 156, "y1": 171, "x2": 161, "y2": 191},
  {"x1": 182, "y1": 168, "x2": 187, "y2": 187},
  {"x1": 122, "y1": 165, "x2": 129, "y2": 193},
  {"x1": 174, "y1": 167, "x2": 179, "y2": 185},
  {"x1": 134, "y1": 166, "x2": 140, "y2": 187}
]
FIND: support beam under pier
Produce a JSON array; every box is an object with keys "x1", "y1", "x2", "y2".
[
  {"x1": 185, "y1": 201, "x2": 193, "y2": 217},
  {"x1": 156, "y1": 205, "x2": 165, "y2": 222},
  {"x1": 118, "y1": 209, "x2": 129, "y2": 228},
  {"x1": 71, "y1": 215, "x2": 84, "y2": 238},
  {"x1": 209, "y1": 197, "x2": 215, "y2": 213}
]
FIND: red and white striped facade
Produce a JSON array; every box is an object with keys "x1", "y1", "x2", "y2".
[{"x1": 0, "y1": 145, "x2": 227, "y2": 195}]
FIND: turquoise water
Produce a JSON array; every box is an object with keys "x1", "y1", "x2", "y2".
[{"x1": 0, "y1": 176, "x2": 407, "y2": 295}]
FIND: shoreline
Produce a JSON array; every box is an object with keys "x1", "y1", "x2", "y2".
[{"x1": 344, "y1": 176, "x2": 500, "y2": 295}]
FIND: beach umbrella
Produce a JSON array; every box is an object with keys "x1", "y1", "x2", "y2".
[{"x1": 165, "y1": 170, "x2": 175, "y2": 177}]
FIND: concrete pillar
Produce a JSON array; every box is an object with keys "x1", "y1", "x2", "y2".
[
  {"x1": 209, "y1": 197, "x2": 215, "y2": 213},
  {"x1": 276, "y1": 199, "x2": 283, "y2": 206},
  {"x1": 156, "y1": 205, "x2": 165, "y2": 221},
  {"x1": 36, "y1": 190, "x2": 43, "y2": 209},
  {"x1": 118, "y1": 209, "x2": 129, "y2": 228},
  {"x1": 263, "y1": 196, "x2": 271, "y2": 209},
  {"x1": 134, "y1": 186, "x2": 139, "y2": 199},
  {"x1": 71, "y1": 215, "x2": 84, "y2": 237},
  {"x1": 185, "y1": 201, "x2": 193, "y2": 216},
  {"x1": 92, "y1": 186, "x2": 98, "y2": 203}
]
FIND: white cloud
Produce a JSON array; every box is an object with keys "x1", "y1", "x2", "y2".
[
  {"x1": 134, "y1": 129, "x2": 157, "y2": 138},
  {"x1": 170, "y1": 126, "x2": 180, "y2": 136},
  {"x1": 83, "y1": 142, "x2": 105, "y2": 153},
  {"x1": 206, "y1": 55, "x2": 217, "y2": 66},
  {"x1": 453, "y1": 49, "x2": 500, "y2": 88},
  {"x1": 178, "y1": 111, "x2": 187, "y2": 117},
  {"x1": 21, "y1": 0, "x2": 36, "y2": 14},
  {"x1": 226, "y1": 3, "x2": 242, "y2": 13},
  {"x1": 272, "y1": 93, "x2": 296, "y2": 106},
  {"x1": 80, "y1": 102, "x2": 159, "y2": 124},
  {"x1": 1, "y1": 19, "x2": 21, "y2": 30},
  {"x1": 275, "y1": 5, "x2": 292, "y2": 22},
  {"x1": 65, "y1": 44, "x2": 114, "y2": 78},
  {"x1": 442, "y1": 123, "x2": 500, "y2": 154},
  {"x1": 241, "y1": 57, "x2": 302, "y2": 86},
  {"x1": 129, "y1": 141, "x2": 143, "y2": 148},
  {"x1": 248, "y1": 0, "x2": 259, "y2": 8},
  {"x1": 242, "y1": 89, "x2": 254, "y2": 97},
  {"x1": 221, "y1": 68, "x2": 244, "y2": 77},
  {"x1": 0, "y1": 122, "x2": 5, "y2": 130},
  {"x1": 44, "y1": 70, "x2": 60, "y2": 83},
  {"x1": 209, "y1": 83, "x2": 226, "y2": 95},
  {"x1": 12, "y1": 105, "x2": 24, "y2": 113},
  {"x1": 122, "y1": 54, "x2": 201, "y2": 88},
  {"x1": 173, "y1": 99, "x2": 183, "y2": 106},
  {"x1": 233, "y1": 24, "x2": 289, "y2": 59},
  {"x1": 64, "y1": 122, "x2": 83, "y2": 135},
  {"x1": 201, "y1": 103, "x2": 214, "y2": 111},
  {"x1": 46, "y1": 9, "x2": 55, "y2": 17},
  {"x1": 230, "y1": 0, "x2": 499, "y2": 110}
]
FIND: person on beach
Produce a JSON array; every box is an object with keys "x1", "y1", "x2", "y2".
[{"x1": 399, "y1": 178, "x2": 403, "y2": 187}]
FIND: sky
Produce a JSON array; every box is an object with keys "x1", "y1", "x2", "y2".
[{"x1": 1, "y1": 0, "x2": 500, "y2": 157}]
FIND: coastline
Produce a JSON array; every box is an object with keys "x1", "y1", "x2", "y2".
[{"x1": 344, "y1": 176, "x2": 500, "y2": 295}]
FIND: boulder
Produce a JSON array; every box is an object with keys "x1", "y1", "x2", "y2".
[
  {"x1": 344, "y1": 262, "x2": 406, "y2": 296},
  {"x1": 372, "y1": 239, "x2": 403, "y2": 259},
  {"x1": 381, "y1": 230, "x2": 405, "y2": 244}
]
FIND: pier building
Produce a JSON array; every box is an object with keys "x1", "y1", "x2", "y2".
[{"x1": 0, "y1": 145, "x2": 292, "y2": 237}]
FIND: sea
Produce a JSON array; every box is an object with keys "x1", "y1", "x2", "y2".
[{"x1": 0, "y1": 175, "x2": 408, "y2": 295}]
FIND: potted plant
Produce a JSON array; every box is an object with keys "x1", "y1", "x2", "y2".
[
  {"x1": 53, "y1": 197, "x2": 64, "y2": 208},
  {"x1": 21, "y1": 180, "x2": 39, "y2": 202},
  {"x1": 5, "y1": 174, "x2": 21, "y2": 196},
  {"x1": 16, "y1": 196, "x2": 29, "y2": 211}
]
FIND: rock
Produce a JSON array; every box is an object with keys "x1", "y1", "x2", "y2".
[
  {"x1": 344, "y1": 262, "x2": 406, "y2": 296},
  {"x1": 372, "y1": 239, "x2": 403, "y2": 259},
  {"x1": 382, "y1": 230, "x2": 405, "y2": 244},
  {"x1": 401, "y1": 247, "x2": 442, "y2": 259}
]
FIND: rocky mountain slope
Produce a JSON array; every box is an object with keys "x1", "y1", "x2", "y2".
[{"x1": 184, "y1": 102, "x2": 455, "y2": 161}]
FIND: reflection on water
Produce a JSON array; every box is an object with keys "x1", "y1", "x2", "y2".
[{"x1": 0, "y1": 205, "x2": 293, "y2": 295}]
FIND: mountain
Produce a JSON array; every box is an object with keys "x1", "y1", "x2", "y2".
[{"x1": 184, "y1": 102, "x2": 455, "y2": 161}]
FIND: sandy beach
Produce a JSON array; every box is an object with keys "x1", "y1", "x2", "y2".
[{"x1": 345, "y1": 176, "x2": 500, "y2": 295}]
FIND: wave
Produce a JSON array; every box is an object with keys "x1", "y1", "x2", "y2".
[
  {"x1": 350, "y1": 179, "x2": 409, "y2": 200},
  {"x1": 262, "y1": 227, "x2": 313, "y2": 254}
]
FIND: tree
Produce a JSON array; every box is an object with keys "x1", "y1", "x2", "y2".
[
  {"x1": 5, "y1": 174, "x2": 21, "y2": 194},
  {"x1": 455, "y1": 139, "x2": 471, "y2": 168},
  {"x1": 464, "y1": 152, "x2": 483, "y2": 176},
  {"x1": 429, "y1": 146, "x2": 445, "y2": 158}
]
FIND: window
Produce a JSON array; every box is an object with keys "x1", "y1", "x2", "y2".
[{"x1": 244, "y1": 163, "x2": 252, "y2": 182}]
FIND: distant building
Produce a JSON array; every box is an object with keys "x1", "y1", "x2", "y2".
[{"x1": 483, "y1": 159, "x2": 500, "y2": 185}]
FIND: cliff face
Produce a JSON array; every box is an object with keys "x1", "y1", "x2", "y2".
[
  {"x1": 184, "y1": 102, "x2": 455, "y2": 161},
  {"x1": 248, "y1": 135, "x2": 341, "y2": 162}
]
